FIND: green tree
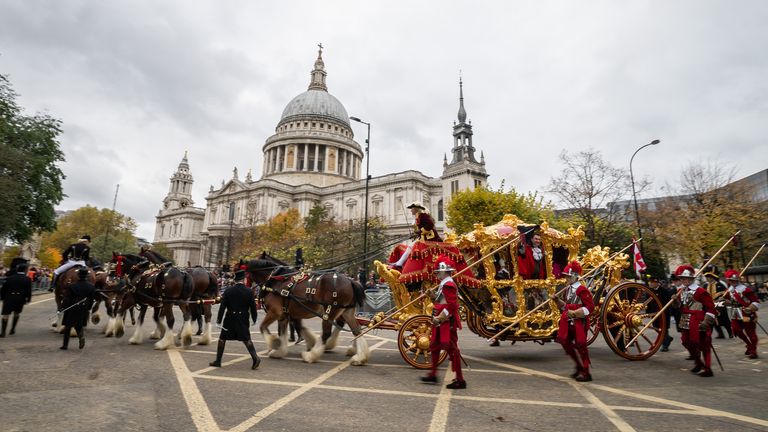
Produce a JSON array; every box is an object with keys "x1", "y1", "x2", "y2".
[
  {"x1": 40, "y1": 205, "x2": 139, "y2": 262},
  {"x1": 0, "y1": 74, "x2": 66, "y2": 243},
  {"x1": 2, "y1": 245, "x2": 21, "y2": 268},
  {"x1": 446, "y1": 183, "x2": 555, "y2": 235}
]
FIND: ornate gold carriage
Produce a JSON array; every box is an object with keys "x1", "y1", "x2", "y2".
[{"x1": 367, "y1": 214, "x2": 668, "y2": 369}]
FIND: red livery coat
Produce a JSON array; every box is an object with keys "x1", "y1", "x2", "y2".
[
  {"x1": 557, "y1": 283, "x2": 595, "y2": 347},
  {"x1": 431, "y1": 279, "x2": 461, "y2": 350},
  {"x1": 416, "y1": 212, "x2": 442, "y2": 242},
  {"x1": 680, "y1": 286, "x2": 716, "y2": 344},
  {"x1": 518, "y1": 243, "x2": 546, "y2": 280}
]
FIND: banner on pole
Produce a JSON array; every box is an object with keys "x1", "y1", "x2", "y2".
[{"x1": 633, "y1": 238, "x2": 647, "y2": 279}]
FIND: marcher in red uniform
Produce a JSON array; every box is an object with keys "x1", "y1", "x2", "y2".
[
  {"x1": 420, "y1": 256, "x2": 465, "y2": 389},
  {"x1": 675, "y1": 264, "x2": 717, "y2": 377},
  {"x1": 389, "y1": 201, "x2": 442, "y2": 270},
  {"x1": 518, "y1": 232, "x2": 546, "y2": 280},
  {"x1": 724, "y1": 270, "x2": 760, "y2": 359},
  {"x1": 551, "y1": 261, "x2": 595, "y2": 381}
]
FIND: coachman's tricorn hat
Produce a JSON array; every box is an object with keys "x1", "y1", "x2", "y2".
[
  {"x1": 407, "y1": 201, "x2": 426, "y2": 210},
  {"x1": 80, "y1": 234, "x2": 91, "y2": 242}
]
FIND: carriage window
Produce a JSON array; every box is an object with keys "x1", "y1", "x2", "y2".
[{"x1": 552, "y1": 246, "x2": 569, "y2": 278}]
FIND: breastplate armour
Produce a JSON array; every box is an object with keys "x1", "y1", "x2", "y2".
[{"x1": 566, "y1": 287, "x2": 582, "y2": 305}]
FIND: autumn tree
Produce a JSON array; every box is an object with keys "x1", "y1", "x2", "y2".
[
  {"x1": 646, "y1": 161, "x2": 768, "y2": 268},
  {"x1": 446, "y1": 183, "x2": 555, "y2": 235},
  {"x1": 547, "y1": 149, "x2": 642, "y2": 250},
  {"x1": 234, "y1": 206, "x2": 391, "y2": 274},
  {"x1": 40, "y1": 205, "x2": 139, "y2": 263},
  {"x1": 0, "y1": 74, "x2": 66, "y2": 243}
]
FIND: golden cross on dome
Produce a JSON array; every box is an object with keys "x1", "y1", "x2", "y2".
[{"x1": 318, "y1": 43, "x2": 323, "y2": 54}]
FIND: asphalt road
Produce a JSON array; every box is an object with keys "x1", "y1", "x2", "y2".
[{"x1": 1, "y1": 292, "x2": 767, "y2": 432}]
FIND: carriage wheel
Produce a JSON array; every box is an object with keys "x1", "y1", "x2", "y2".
[
  {"x1": 586, "y1": 314, "x2": 600, "y2": 346},
  {"x1": 397, "y1": 314, "x2": 448, "y2": 369},
  {"x1": 600, "y1": 282, "x2": 666, "y2": 360}
]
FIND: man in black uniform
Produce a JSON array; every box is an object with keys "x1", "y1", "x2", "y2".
[
  {"x1": 647, "y1": 277, "x2": 676, "y2": 351},
  {"x1": 210, "y1": 270, "x2": 260, "y2": 369},
  {"x1": 1, "y1": 264, "x2": 32, "y2": 337},
  {"x1": 52, "y1": 235, "x2": 91, "y2": 291},
  {"x1": 60, "y1": 268, "x2": 96, "y2": 350}
]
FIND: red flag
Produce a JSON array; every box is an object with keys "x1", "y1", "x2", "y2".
[{"x1": 633, "y1": 238, "x2": 647, "y2": 279}]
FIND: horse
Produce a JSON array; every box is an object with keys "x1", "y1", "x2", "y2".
[
  {"x1": 138, "y1": 249, "x2": 219, "y2": 345},
  {"x1": 246, "y1": 252, "x2": 369, "y2": 365},
  {"x1": 88, "y1": 269, "x2": 134, "y2": 329},
  {"x1": 111, "y1": 253, "x2": 195, "y2": 349},
  {"x1": 52, "y1": 265, "x2": 97, "y2": 333}
]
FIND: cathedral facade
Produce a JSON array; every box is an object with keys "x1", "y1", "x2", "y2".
[{"x1": 154, "y1": 48, "x2": 488, "y2": 267}]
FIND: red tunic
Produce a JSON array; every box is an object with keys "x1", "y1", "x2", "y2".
[
  {"x1": 518, "y1": 243, "x2": 546, "y2": 280},
  {"x1": 557, "y1": 283, "x2": 595, "y2": 346},
  {"x1": 680, "y1": 285, "x2": 716, "y2": 344},
  {"x1": 727, "y1": 285, "x2": 759, "y2": 321},
  {"x1": 431, "y1": 279, "x2": 461, "y2": 350}
]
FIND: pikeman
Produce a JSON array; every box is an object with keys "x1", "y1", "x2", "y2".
[
  {"x1": 209, "y1": 270, "x2": 261, "y2": 370},
  {"x1": 551, "y1": 261, "x2": 595, "y2": 382},
  {"x1": 724, "y1": 270, "x2": 760, "y2": 359},
  {"x1": 388, "y1": 201, "x2": 442, "y2": 270},
  {"x1": 420, "y1": 256, "x2": 466, "y2": 389},
  {"x1": 674, "y1": 264, "x2": 717, "y2": 377}
]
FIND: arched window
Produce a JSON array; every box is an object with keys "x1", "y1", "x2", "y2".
[{"x1": 437, "y1": 200, "x2": 444, "y2": 221}]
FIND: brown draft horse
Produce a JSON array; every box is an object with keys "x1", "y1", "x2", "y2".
[
  {"x1": 246, "y1": 253, "x2": 370, "y2": 365},
  {"x1": 138, "y1": 249, "x2": 219, "y2": 346},
  {"x1": 111, "y1": 254, "x2": 195, "y2": 349},
  {"x1": 52, "y1": 266, "x2": 97, "y2": 333}
]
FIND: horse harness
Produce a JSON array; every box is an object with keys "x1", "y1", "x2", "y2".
[{"x1": 262, "y1": 267, "x2": 354, "y2": 323}]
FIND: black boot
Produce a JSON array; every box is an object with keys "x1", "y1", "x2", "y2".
[
  {"x1": 0, "y1": 317, "x2": 7, "y2": 337},
  {"x1": 78, "y1": 329, "x2": 86, "y2": 349},
  {"x1": 209, "y1": 340, "x2": 225, "y2": 367},
  {"x1": 49, "y1": 274, "x2": 57, "y2": 292},
  {"x1": 245, "y1": 340, "x2": 261, "y2": 369},
  {"x1": 61, "y1": 326, "x2": 71, "y2": 350},
  {"x1": 195, "y1": 317, "x2": 203, "y2": 336},
  {"x1": 10, "y1": 314, "x2": 19, "y2": 335}
]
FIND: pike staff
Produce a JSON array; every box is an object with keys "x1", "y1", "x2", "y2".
[
  {"x1": 352, "y1": 227, "x2": 536, "y2": 342},
  {"x1": 626, "y1": 230, "x2": 741, "y2": 348},
  {"x1": 740, "y1": 244, "x2": 768, "y2": 337},
  {"x1": 488, "y1": 239, "x2": 640, "y2": 343}
]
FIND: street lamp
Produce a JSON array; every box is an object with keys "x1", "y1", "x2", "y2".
[
  {"x1": 630, "y1": 139, "x2": 661, "y2": 250},
  {"x1": 225, "y1": 201, "x2": 235, "y2": 271},
  {"x1": 350, "y1": 116, "x2": 371, "y2": 280}
]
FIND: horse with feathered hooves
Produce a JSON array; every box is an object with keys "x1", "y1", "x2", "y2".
[
  {"x1": 110, "y1": 255, "x2": 195, "y2": 350},
  {"x1": 246, "y1": 253, "x2": 369, "y2": 365}
]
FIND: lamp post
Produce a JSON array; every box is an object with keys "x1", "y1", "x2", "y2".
[
  {"x1": 350, "y1": 116, "x2": 371, "y2": 279},
  {"x1": 225, "y1": 201, "x2": 235, "y2": 271},
  {"x1": 630, "y1": 139, "x2": 660, "y2": 251}
]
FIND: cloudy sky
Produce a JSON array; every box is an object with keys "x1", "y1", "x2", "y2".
[{"x1": 1, "y1": 1, "x2": 766, "y2": 241}]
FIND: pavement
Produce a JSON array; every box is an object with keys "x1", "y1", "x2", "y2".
[{"x1": 1, "y1": 292, "x2": 767, "y2": 432}]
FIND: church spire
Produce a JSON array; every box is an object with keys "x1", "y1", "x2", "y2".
[
  {"x1": 308, "y1": 43, "x2": 328, "y2": 91},
  {"x1": 457, "y1": 74, "x2": 467, "y2": 123}
]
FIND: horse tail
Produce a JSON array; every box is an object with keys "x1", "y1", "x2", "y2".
[
  {"x1": 182, "y1": 270, "x2": 194, "y2": 299},
  {"x1": 351, "y1": 278, "x2": 365, "y2": 307},
  {"x1": 206, "y1": 271, "x2": 218, "y2": 298}
]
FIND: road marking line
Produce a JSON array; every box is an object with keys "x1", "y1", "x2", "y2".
[
  {"x1": 29, "y1": 296, "x2": 54, "y2": 305},
  {"x1": 463, "y1": 354, "x2": 635, "y2": 431},
  {"x1": 569, "y1": 382, "x2": 636, "y2": 432},
  {"x1": 226, "y1": 339, "x2": 389, "y2": 432},
  {"x1": 167, "y1": 349, "x2": 221, "y2": 432},
  {"x1": 428, "y1": 372, "x2": 454, "y2": 432},
  {"x1": 588, "y1": 383, "x2": 768, "y2": 428}
]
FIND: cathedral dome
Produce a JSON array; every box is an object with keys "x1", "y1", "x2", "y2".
[{"x1": 279, "y1": 89, "x2": 350, "y2": 127}]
